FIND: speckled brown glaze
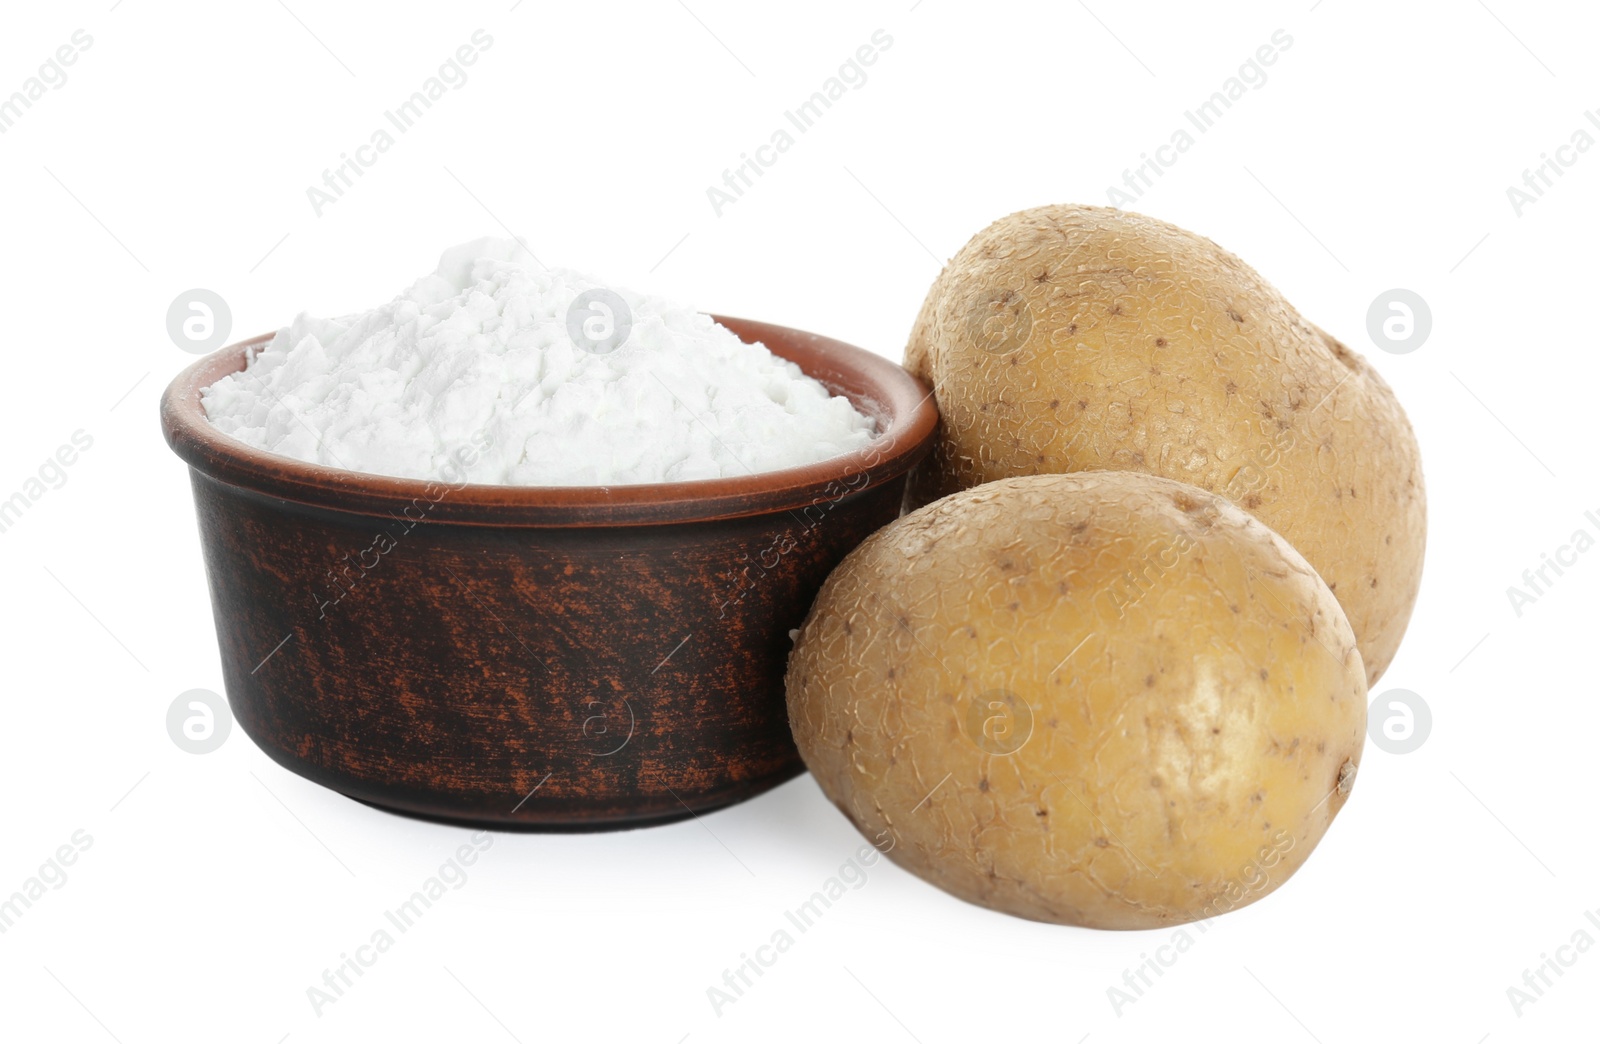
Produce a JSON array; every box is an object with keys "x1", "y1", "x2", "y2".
[{"x1": 161, "y1": 317, "x2": 937, "y2": 830}]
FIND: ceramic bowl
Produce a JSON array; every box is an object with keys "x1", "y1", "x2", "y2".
[{"x1": 161, "y1": 316, "x2": 937, "y2": 829}]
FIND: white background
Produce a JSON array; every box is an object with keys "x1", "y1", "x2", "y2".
[{"x1": 1, "y1": 0, "x2": 1596, "y2": 1040}]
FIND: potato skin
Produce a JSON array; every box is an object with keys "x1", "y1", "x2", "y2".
[
  {"x1": 786, "y1": 473, "x2": 1366, "y2": 930},
  {"x1": 905, "y1": 204, "x2": 1425, "y2": 685}
]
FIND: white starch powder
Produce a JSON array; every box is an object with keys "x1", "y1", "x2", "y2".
[{"x1": 201, "y1": 238, "x2": 876, "y2": 486}]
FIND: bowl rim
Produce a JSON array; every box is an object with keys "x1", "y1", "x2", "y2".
[{"x1": 160, "y1": 315, "x2": 938, "y2": 527}]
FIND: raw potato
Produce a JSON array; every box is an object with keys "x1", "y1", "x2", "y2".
[
  {"x1": 905, "y1": 204, "x2": 1425, "y2": 685},
  {"x1": 786, "y1": 472, "x2": 1366, "y2": 929}
]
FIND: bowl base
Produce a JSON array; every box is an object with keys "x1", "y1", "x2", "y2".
[
  {"x1": 333, "y1": 761, "x2": 807, "y2": 833},
  {"x1": 343, "y1": 795, "x2": 705, "y2": 833}
]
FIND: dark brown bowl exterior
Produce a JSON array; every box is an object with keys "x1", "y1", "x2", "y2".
[{"x1": 161, "y1": 317, "x2": 936, "y2": 829}]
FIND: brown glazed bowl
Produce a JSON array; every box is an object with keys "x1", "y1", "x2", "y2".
[{"x1": 162, "y1": 316, "x2": 936, "y2": 830}]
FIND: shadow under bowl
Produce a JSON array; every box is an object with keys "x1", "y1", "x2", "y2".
[{"x1": 160, "y1": 316, "x2": 937, "y2": 830}]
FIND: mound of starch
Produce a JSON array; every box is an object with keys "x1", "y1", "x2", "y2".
[{"x1": 201, "y1": 238, "x2": 876, "y2": 486}]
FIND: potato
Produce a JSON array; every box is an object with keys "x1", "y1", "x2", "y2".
[
  {"x1": 905, "y1": 204, "x2": 1425, "y2": 685},
  {"x1": 786, "y1": 472, "x2": 1366, "y2": 929}
]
